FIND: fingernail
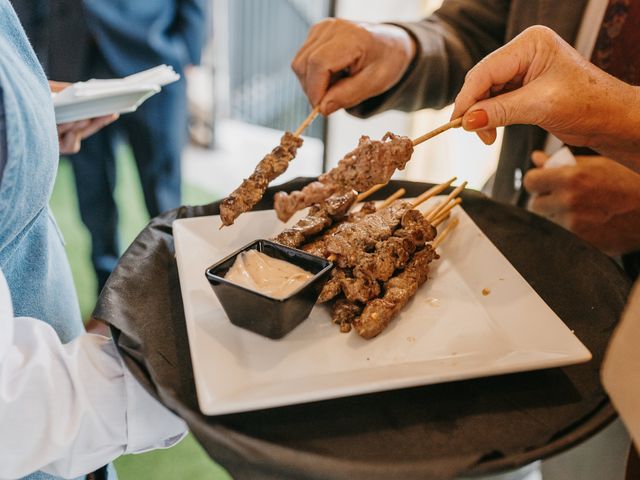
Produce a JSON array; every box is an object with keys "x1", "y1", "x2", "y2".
[{"x1": 464, "y1": 110, "x2": 489, "y2": 131}]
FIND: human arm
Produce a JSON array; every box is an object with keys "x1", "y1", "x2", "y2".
[
  {"x1": 524, "y1": 152, "x2": 640, "y2": 256},
  {"x1": 174, "y1": 0, "x2": 209, "y2": 67},
  {"x1": 452, "y1": 26, "x2": 640, "y2": 170},
  {"x1": 50, "y1": 81, "x2": 118, "y2": 155},
  {"x1": 292, "y1": 0, "x2": 510, "y2": 116},
  {"x1": 0, "y1": 271, "x2": 186, "y2": 479}
]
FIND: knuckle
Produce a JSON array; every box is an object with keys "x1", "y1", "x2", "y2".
[
  {"x1": 493, "y1": 100, "x2": 509, "y2": 124},
  {"x1": 562, "y1": 190, "x2": 580, "y2": 209}
]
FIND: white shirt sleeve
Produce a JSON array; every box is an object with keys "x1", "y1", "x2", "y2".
[{"x1": 0, "y1": 271, "x2": 187, "y2": 480}]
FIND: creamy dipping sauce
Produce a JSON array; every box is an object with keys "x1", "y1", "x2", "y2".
[{"x1": 225, "y1": 250, "x2": 313, "y2": 299}]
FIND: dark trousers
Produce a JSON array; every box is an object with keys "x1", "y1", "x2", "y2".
[{"x1": 69, "y1": 52, "x2": 187, "y2": 292}]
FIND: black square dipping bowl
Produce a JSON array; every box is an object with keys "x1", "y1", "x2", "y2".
[{"x1": 205, "y1": 239, "x2": 333, "y2": 339}]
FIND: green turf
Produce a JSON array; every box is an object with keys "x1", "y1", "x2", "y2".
[{"x1": 50, "y1": 148, "x2": 232, "y2": 480}]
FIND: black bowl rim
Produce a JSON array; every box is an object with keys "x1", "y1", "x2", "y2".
[{"x1": 204, "y1": 239, "x2": 333, "y2": 302}]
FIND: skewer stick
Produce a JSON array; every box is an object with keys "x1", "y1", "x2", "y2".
[
  {"x1": 379, "y1": 188, "x2": 406, "y2": 209},
  {"x1": 432, "y1": 217, "x2": 460, "y2": 249},
  {"x1": 294, "y1": 106, "x2": 321, "y2": 137},
  {"x1": 412, "y1": 118, "x2": 463, "y2": 147},
  {"x1": 425, "y1": 181, "x2": 467, "y2": 221},
  {"x1": 433, "y1": 212, "x2": 451, "y2": 228},
  {"x1": 431, "y1": 198, "x2": 462, "y2": 226},
  {"x1": 411, "y1": 177, "x2": 457, "y2": 209},
  {"x1": 357, "y1": 183, "x2": 387, "y2": 202}
]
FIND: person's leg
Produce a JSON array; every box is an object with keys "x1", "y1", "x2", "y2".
[
  {"x1": 68, "y1": 124, "x2": 120, "y2": 293},
  {"x1": 122, "y1": 80, "x2": 187, "y2": 218}
]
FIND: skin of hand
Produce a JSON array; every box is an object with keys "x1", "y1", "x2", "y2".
[
  {"x1": 451, "y1": 26, "x2": 640, "y2": 170},
  {"x1": 291, "y1": 18, "x2": 416, "y2": 115},
  {"x1": 49, "y1": 81, "x2": 119, "y2": 155},
  {"x1": 525, "y1": 151, "x2": 640, "y2": 256}
]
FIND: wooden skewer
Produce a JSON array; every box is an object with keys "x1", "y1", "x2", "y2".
[
  {"x1": 379, "y1": 188, "x2": 406, "y2": 209},
  {"x1": 357, "y1": 183, "x2": 387, "y2": 202},
  {"x1": 412, "y1": 118, "x2": 463, "y2": 147},
  {"x1": 294, "y1": 106, "x2": 321, "y2": 137},
  {"x1": 432, "y1": 217, "x2": 460, "y2": 249},
  {"x1": 425, "y1": 181, "x2": 467, "y2": 221},
  {"x1": 431, "y1": 198, "x2": 462, "y2": 226},
  {"x1": 411, "y1": 177, "x2": 457, "y2": 209},
  {"x1": 432, "y1": 212, "x2": 451, "y2": 228}
]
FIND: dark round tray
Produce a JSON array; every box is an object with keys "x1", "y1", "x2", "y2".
[{"x1": 95, "y1": 179, "x2": 631, "y2": 480}]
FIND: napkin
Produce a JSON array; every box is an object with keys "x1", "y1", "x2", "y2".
[
  {"x1": 52, "y1": 65, "x2": 180, "y2": 123},
  {"x1": 544, "y1": 146, "x2": 578, "y2": 169}
]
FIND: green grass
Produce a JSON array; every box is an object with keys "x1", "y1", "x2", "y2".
[{"x1": 50, "y1": 147, "x2": 232, "y2": 480}]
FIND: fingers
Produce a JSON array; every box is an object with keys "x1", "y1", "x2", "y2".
[
  {"x1": 531, "y1": 150, "x2": 550, "y2": 167},
  {"x1": 292, "y1": 19, "x2": 415, "y2": 113},
  {"x1": 59, "y1": 131, "x2": 82, "y2": 155},
  {"x1": 319, "y1": 65, "x2": 388, "y2": 115},
  {"x1": 528, "y1": 192, "x2": 566, "y2": 218},
  {"x1": 49, "y1": 80, "x2": 71, "y2": 93},
  {"x1": 523, "y1": 165, "x2": 573, "y2": 194},
  {"x1": 57, "y1": 119, "x2": 90, "y2": 135},
  {"x1": 57, "y1": 114, "x2": 119, "y2": 155},
  {"x1": 303, "y1": 42, "x2": 365, "y2": 108},
  {"x1": 292, "y1": 19, "x2": 365, "y2": 107},
  {"x1": 461, "y1": 88, "x2": 540, "y2": 130},
  {"x1": 452, "y1": 38, "x2": 533, "y2": 121},
  {"x1": 82, "y1": 114, "x2": 119, "y2": 138},
  {"x1": 453, "y1": 26, "x2": 563, "y2": 130},
  {"x1": 475, "y1": 129, "x2": 497, "y2": 145}
]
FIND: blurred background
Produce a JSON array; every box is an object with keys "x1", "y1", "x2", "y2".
[{"x1": 43, "y1": 0, "x2": 502, "y2": 478}]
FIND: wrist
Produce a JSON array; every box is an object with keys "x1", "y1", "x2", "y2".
[
  {"x1": 370, "y1": 23, "x2": 417, "y2": 74},
  {"x1": 595, "y1": 84, "x2": 640, "y2": 171}
]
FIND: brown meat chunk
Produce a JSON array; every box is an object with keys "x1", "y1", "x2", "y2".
[{"x1": 220, "y1": 132, "x2": 303, "y2": 226}]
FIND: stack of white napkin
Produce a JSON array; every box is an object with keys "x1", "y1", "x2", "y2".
[{"x1": 53, "y1": 65, "x2": 180, "y2": 124}]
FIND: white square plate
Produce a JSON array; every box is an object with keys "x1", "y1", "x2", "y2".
[{"x1": 173, "y1": 199, "x2": 591, "y2": 415}]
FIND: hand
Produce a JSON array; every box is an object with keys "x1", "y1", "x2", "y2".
[
  {"x1": 451, "y1": 26, "x2": 640, "y2": 169},
  {"x1": 50, "y1": 81, "x2": 119, "y2": 154},
  {"x1": 524, "y1": 152, "x2": 640, "y2": 255},
  {"x1": 291, "y1": 18, "x2": 416, "y2": 115},
  {"x1": 57, "y1": 116, "x2": 118, "y2": 155}
]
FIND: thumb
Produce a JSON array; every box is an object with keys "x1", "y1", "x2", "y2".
[
  {"x1": 531, "y1": 150, "x2": 550, "y2": 167},
  {"x1": 319, "y1": 67, "x2": 380, "y2": 115},
  {"x1": 461, "y1": 88, "x2": 532, "y2": 131}
]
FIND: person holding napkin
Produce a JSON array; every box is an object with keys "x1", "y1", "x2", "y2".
[{"x1": 0, "y1": 2, "x2": 186, "y2": 479}]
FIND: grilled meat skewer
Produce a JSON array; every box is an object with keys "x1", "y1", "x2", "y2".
[
  {"x1": 272, "y1": 190, "x2": 358, "y2": 249},
  {"x1": 353, "y1": 246, "x2": 438, "y2": 339},
  {"x1": 274, "y1": 132, "x2": 413, "y2": 222},
  {"x1": 219, "y1": 132, "x2": 303, "y2": 226}
]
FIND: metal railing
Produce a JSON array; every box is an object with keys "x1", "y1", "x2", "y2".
[{"x1": 225, "y1": 0, "x2": 333, "y2": 139}]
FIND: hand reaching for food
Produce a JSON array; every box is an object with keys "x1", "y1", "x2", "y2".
[
  {"x1": 291, "y1": 18, "x2": 416, "y2": 115},
  {"x1": 451, "y1": 26, "x2": 640, "y2": 171},
  {"x1": 525, "y1": 152, "x2": 640, "y2": 256}
]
